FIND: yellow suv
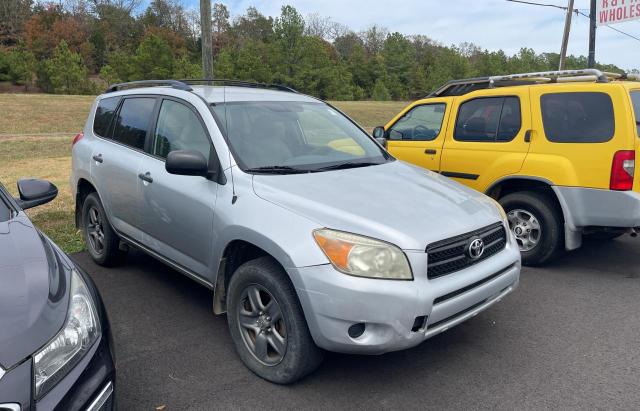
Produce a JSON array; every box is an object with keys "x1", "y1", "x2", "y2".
[{"x1": 373, "y1": 69, "x2": 640, "y2": 265}]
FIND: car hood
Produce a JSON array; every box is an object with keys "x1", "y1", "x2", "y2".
[
  {"x1": 252, "y1": 161, "x2": 504, "y2": 251},
  {"x1": 0, "y1": 213, "x2": 70, "y2": 369}
]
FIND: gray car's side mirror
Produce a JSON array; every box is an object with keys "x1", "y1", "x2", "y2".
[
  {"x1": 16, "y1": 178, "x2": 58, "y2": 210},
  {"x1": 166, "y1": 150, "x2": 210, "y2": 177}
]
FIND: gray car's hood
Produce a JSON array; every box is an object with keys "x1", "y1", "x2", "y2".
[
  {"x1": 0, "y1": 214, "x2": 69, "y2": 369},
  {"x1": 252, "y1": 161, "x2": 504, "y2": 250}
]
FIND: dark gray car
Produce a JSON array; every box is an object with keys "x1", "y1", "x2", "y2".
[{"x1": 0, "y1": 179, "x2": 115, "y2": 410}]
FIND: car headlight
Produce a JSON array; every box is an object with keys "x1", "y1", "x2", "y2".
[
  {"x1": 33, "y1": 269, "x2": 101, "y2": 398},
  {"x1": 313, "y1": 229, "x2": 413, "y2": 280}
]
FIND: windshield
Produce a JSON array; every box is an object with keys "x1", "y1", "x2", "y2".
[
  {"x1": 631, "y1": 91, "x2": 640, "y2": 136},
  {"x1": 211, "y1": 101, "x2": 390, "y2": 172}
]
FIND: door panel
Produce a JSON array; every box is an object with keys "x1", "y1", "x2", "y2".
[
  {"x1": 139, "y1": 98, "x2": 218, "y2": 278},
  {"x1": 440, "y1": 89, "x2": 532, "y2": 192},
  {"x1": 385, "y1": 99, "x2": 451, "y2": 172},
  {"x1": 90, "y1": 97, "x2": 157, "y2": 241}
]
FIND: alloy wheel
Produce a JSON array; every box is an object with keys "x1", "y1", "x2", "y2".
[
  {"x1": 87, "y1": 206, "x2": 105, "y2": 255},
  {"x1": 507, "y1": 208, "x2": 542, "y2": 252},
  {"x1": 236, "y1": 284, "x2": 287, "y2": 366}
]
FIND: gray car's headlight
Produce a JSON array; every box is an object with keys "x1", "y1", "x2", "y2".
[
  {"x1": 313, "y1": 229, "x2": 413, "y2": 280},
  {"x1": 33, "y1": 269, "x2": 101, "y2": 398}
]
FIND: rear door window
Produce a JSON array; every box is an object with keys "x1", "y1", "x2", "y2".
[
  {"x1": 93, "y1": 96, "x2": 120, "y2": 138},
  {"x1": 112, "y1": 98, "x2": 156, "y2": 150},
  {"x1": 631, "y1": 91, "x2": 640, "y2": 136},
  {"x1": 540, "y1": 92, "x2": 614, "y2": 143},
  {"x1": 454, "y1": 97, "x2": 521, "y2": 142},
  {"x1": 0, "y1": 196, "x2": 11, "y2": 222}
]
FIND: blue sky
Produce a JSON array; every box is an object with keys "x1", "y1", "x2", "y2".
[{"x1": 172, "y1": 0, "x2": 639, "y2": 70}]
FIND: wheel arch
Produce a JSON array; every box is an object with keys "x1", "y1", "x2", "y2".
[
  {"x1": 75, "y1": 178, "x2": 98, "y2": 228},
  {"x1": 213, "y1": 238, "x2": 297, "y2": 315}
]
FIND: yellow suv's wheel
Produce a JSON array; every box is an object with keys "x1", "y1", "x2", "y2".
[{"x1": 500, "y1": 191, "x2": 564, "y2": 266}]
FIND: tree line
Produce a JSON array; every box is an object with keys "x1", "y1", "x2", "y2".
[{"x1": 0, "y1": 0, "x2": 633, "y2": 98}]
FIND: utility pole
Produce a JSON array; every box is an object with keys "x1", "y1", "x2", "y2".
[
  {"x1": 588, "y1": 0, "x2": 597, "y2": 68},
  {"x1": 558, "y1": 0, "x2": 575, "y2": 70},
  {"x1": 200, "y1": 0, "x2": 213, "y2": 80}
]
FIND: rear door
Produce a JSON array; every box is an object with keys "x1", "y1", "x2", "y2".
[
  {"x1": 440, "y1": 88, "x2": 531, "y2": 191},
  {"x1": 385, "y1": 99, "x2": 451, "y2": 172},
  {"x1": 528, "y1": 86, "x2": 629, "y2": 189},
  {"x1": 139, "y1": 97, "x2": 219, "y2": 278},
  {"x1": 90, "y1": 96, "x2": 158, "y2": 241}
]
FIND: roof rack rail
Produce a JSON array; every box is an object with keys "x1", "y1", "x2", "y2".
[
  {"x1": 105, "y1": 80, "x2": 193, "y2": 93},
  {"x1": 105, "y1": 78, "x2": 299, "y2": 94},
  {"x1": 179, "y1": 79, "x2": 298, "y2": 93},
  {"x1": 430, "y1": 69, "x2": 638, "y2": 97}
]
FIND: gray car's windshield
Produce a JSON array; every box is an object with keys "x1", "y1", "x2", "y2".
[{"x1": 211, "y1": 101, "x2": 390, "y2": 173}]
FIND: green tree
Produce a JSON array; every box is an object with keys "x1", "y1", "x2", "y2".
[
  {"x1": 44, "y1": 40, "x2": 90, "y2": 94},
  {"x1": 130, "y1": 34, "x2": 174, "y2": 79},
  {"x1": 372, "y1": 78, "x2": 391, "y2": 101}
]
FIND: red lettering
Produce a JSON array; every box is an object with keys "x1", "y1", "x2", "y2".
[
  {"x1": 610, "y1": 8, "x2": 617, "y2": 21},
  {"x1": 600, "y1": 10, "x2": 609, "y2": 22},
  {"x1": 602, "y1": 0, "x2": 609, "y2": 7},
  {"x1": 617, "y1": 7, "x2": 623, "y2": 20}
]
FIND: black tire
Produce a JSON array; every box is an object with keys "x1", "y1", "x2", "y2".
[
  {"x1": 500, "y1": 191, "x2": 564, "y2": 266},
  {"x1": 227, "y1": 257, "x2": 323, "y2": 384},
  {"x1": 584, "y1": 231, "x2": 625, "y2": 241},
  {"x1": 82, "y1": 192, "x2": 123, "y2": 266}
]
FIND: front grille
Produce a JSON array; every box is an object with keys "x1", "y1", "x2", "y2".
[{"x1": 426, "y1": 222, "x2": 507, "y2": 279}]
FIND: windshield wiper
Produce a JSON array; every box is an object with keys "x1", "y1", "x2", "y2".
[
  {"x1": 312, "y1": 161, "x2": 383, "y2": 172},
  {"x1": 244, "y1": 166, "x2": 309, "y2": 174}
]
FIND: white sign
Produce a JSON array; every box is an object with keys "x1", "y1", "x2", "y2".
[{"x1": 597, "y1": 0, "x2": 640, "y2": 26}]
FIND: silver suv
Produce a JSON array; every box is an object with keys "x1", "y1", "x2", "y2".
[{"x1": 71, "y1": 80, "x2": 521, "y2": 383}]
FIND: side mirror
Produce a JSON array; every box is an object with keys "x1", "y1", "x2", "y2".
[
  {"x1": 372, "y1": 126, "x2": 386, "y2": 139},
  {"x1": 16, "y1": 178, "x2": 58, "y2": 210},
  {"x1": 166, "y1": 150, "x2": 210, "y2": 177}
]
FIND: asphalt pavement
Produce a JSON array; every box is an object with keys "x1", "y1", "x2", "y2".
[{"x1": 72, "y1": 236, "x2": 640, "y2": 410}]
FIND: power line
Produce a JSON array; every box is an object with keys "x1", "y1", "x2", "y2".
[{"x1": 506, "y1": 0, "x2": 640, "y2": 44}]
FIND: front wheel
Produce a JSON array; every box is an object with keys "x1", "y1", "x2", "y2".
[
  {"x1": 227, "y1": 257, "x2": 323, "y2": 384},
  {"x1": 500, "y1": 191, "x2": 564, "y2": 266}
]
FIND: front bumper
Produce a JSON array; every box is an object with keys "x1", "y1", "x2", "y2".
[{"x1": 289, "y1": 240, "x2": 521, "y2": 355}]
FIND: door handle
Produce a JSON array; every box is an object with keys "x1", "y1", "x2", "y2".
[
  {"x1": 524, "y1": 130, "x2": 532, "y2": 143},
  {"x1": 138, "y1": 172, "x2": 153, "y2": 184},
  {"x1": 425, "y1": 149, "x2": 437, "y2": 155},
  {"x1": 92, "y1": 154, "x2": 103, "y2": 163}
]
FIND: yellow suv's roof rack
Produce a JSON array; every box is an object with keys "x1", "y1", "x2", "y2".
[{"x1": 430, "y1": 69, "x2": 640, "y2": 97}]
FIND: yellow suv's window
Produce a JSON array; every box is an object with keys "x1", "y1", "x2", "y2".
[
  {"x1": 631, "y1": 91, "x2": 640, "y2": 136},
  {"x1": 454, "y1": 97, "x2": 521, "y2": 142},
  {"x1": 540, "y1": 92, "x2": 614, "y2": 143},
  {"x1": 388, "y1": 104, "x2": 446, "y2": 141}
]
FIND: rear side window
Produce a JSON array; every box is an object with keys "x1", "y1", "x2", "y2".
[
  {"x1": 454, "y1": 97, "x2": 521, "y2": 142},
  {"x1": 112, "y1": 98, "x2": 156, "y2": 150},
  {"x1": 631, "y1": 91, "x2": 640, "y2": 136},
  {"x1": 540, "y1": 92, "x2": 614, "y2": 143},
  {"x1": 93, "y1": 97, "x2": 120, "y2": 137},
  {"x1": 0, "y1": 197, "x2": 11, "y2": 222}
]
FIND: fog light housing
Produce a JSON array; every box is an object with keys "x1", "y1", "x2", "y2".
[{"x1": 348, "y1": 323, "x2": 366, "y2": 339}]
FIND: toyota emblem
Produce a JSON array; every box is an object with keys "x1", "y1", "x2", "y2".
[{"x1": 467, "y1": 238, "x2": 485, "y2": 259}]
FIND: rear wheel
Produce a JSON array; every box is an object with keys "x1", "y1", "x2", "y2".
[
  {"x1": 82, "y1": 193, "x2": 123, "y2": 266},
  {"x1": 227, "y1": 257, "x2": 323, "y2": 384},
  {"x1": 500, "y1": 191, "x2": 563, "y2": 266}
]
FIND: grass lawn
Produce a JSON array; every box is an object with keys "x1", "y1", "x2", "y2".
[{"x1": 0, "y1": 93, "x2": 409, "y2": 253}]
